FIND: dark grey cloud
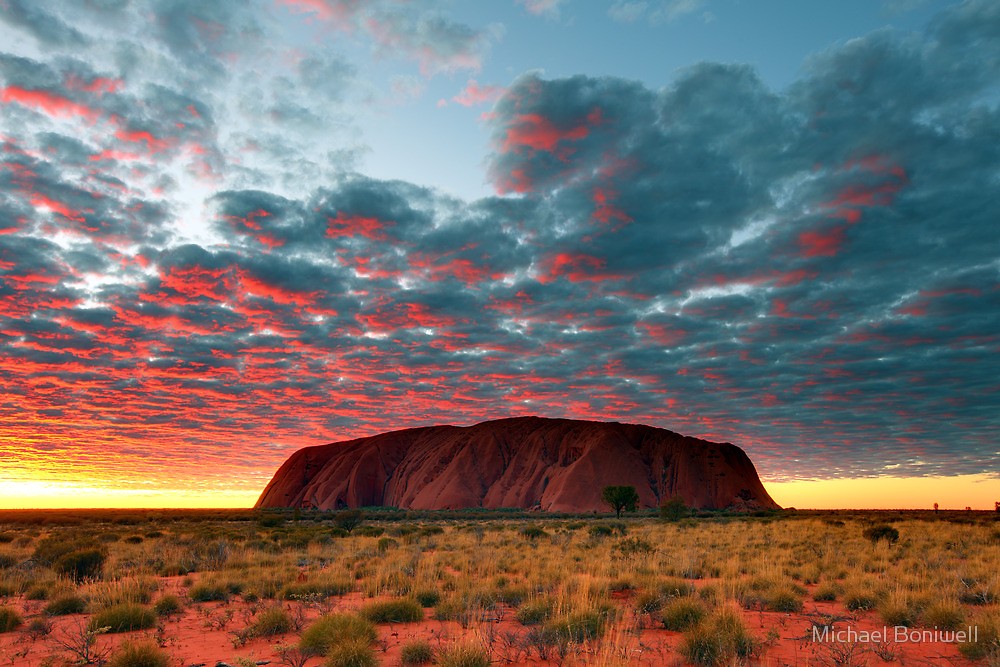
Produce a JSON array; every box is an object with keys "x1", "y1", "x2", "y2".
[{"x1": 0, "y1": 0, "x2": 996, "y2": 498}]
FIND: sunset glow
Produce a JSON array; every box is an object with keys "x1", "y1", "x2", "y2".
[{"x1": 1, "y1": 1, "x2": 997, "y2": 510}]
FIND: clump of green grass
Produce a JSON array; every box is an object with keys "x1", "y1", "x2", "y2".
[
  {"x1": 679, "y1": 605, "x2": 757, "y2": 666},
  {"x1": 520, "y1": 526, "x2": 548, "y2": 540},
  {"x1": 0, "y1": 606, "x2": 23, "y2": 633},
  {"x1": 189, "y1": 582, "x2": 229, "y2": 602},
  {"x1": 767, "y1": 587, "x2": 804, "y2": 613},
  {"x1": 515, "y1": 599, "x2": 552, "y2": 625},
  {"x1": 400, "y1": 639, "x2": 434, "y2": 664},
  {"x1": 25, "y1": 584, "x2": 52, "y2": 600},
  {"x1": 413, "y1": 588, "x2": 441, "y2": 608},
  {"x1": 153, "y1": 594, "x2": 182, "y2": 616},
  {"x1": 437, "y1": 642, "x2": 490, "y2": 667},
  {"x1": 55, "y1": 548, "x2": 107, "y2": 582},
  {"x1": 107, "y1": 640, "x2": 170, "y2": 667},
  {"x1": 281, "y1": 578, "x2": 353, "y2": 600},
  {"x1": 844, "y1": 588, "x2": 881, "y2": 611},
  {"x1": 660, "y1": 597, "x2": 708, "y2": 631},
  {"x1": 542, "y1": 608, "x2": 609, "y2": 644},
  {"x1": 862, "y1": 525, "x2": 900, "y2": 545},
  {"x1": 44, "y1": 593, "x2": 87, "y2": 616},
  {"x1": 88, "y1": 604, "x2": 156, "y2": 633},
  {"x1": 324, "y1": 636, "x2": 377, "y2": 667},
  {"x1": 922, "y1": 601, "x2": 964, "y2": 630},
  {"x1": 249, "y1": 606, "x2": 293, "y2": 636},
  {"x1": 359, "y1": 598, "x2": 424, "y2": 623},
  {"x1": 300, "y1": 613, "x2": 376, "y2": 655},
  {"x1": 812, "y1": 582, "x2": 839, "y2": 601},
  {"x1": 958, "y1": 614, "x2": 999, "y2": 661}
]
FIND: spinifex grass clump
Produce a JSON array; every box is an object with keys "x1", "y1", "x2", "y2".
[
  {"x1": 436, "y1": 642, "x2": 491, "y2": 667},
  {"x1": 0, "y1": 606, "x2": 23, "y2": 632},
  {"x1": 660, "y1": 597, "x2": 708, "y2": 631},
  {"x1": 106, "y1": 640, "x2": 170, "y2": 667},
  {"x1": 88, "y1": 603, "x2": 156, "y2": 633},
  {"x1": 44, "y1": 593, "x2": 87, "y2": 615},
  {"x1": 248, "y1": 606, "x2": 293, "y2": 636},
  {"x1": 400, "y1": 639, "x2": 434, "y2": 665},
  {"x1": 679, "y1": 605, "x2": 758, "y2": 666},
  {"x1": 300, "y1": 613, "x2": 377, "y2": 655},
  {"x1": 359, "y1": 598, "x2": 424, "y2": 623}
]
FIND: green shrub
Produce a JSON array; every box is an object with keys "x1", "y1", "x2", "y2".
[
  {"x1": 844, "y1": 589, "x2": 880, "y2": 611},
  {"x1": 400, "y1": 639, "x2": 434, "y2": 664},
  {"x1": 0, "y1": 606, "x2": 23, "y2": 633},
  {"x1": 376, "y1": 537, "x2": 399, "y2": 552},
  {"x1": 44, "y1": 594, "x2": 87, "y2": 615},
  {"x1": 520, "y1": 526, "x2": 548, "y2": 540},
  {"x1": 862, "y1": 525, "x2": 899, "y2": 545},
  {"x1": 413, "y1": 588, "x2": 441, "y2": 608},
  {"x1": 55, "y1": 548, "x2": 107, "y2": 581},
  {"x1": 189, "y1": 582, "x2": 229, "y2": 602},
  {"x1": 515, "y1": 600, "x2": 551, "y2": 625},
  {"x1": 957, "y1": 615, "x2": 998, "y2": 660},
  {"x1": 661, "y1": 597, "x2": 708, "y2": 631},
  {"x1": 879, "y1": 600, "x2": 917, "y2": 627},
  {"x1": 107, "y1": 640, "x2": 170, "y2": 667},
  {"x1": 542, "y1": 609, "x2": 608, "y2": 643},
  {"x1": 922, "y1": 601, "x2": 964, "y2": 631},
  {"x1": 153, "y1": 594, "x2": 182, "y2": 616},
  {"x1": 88, "y1": 604, "x2": 156, "y2": 633},
  {"x1": 281, "y1": 579, "x2": 354, "y2": 600},
  {"x1": 679, "y1": 606, "x2": 757, "y2": 666},
  {"x1": 249, "y1": 606, "x2": 293, "y2": 636},
  {"x1": 437, "y1": 642, "x2": 490, "y2": 667},
  {"x1": 767, "y1": 588, "x2": 804, "y2": 613},
  {"x1": 812, "y1": 583, "x2": 839, "y2": 601},
  {"x1": 25, "y1": 584, "x2": 51, "y2": 600},
  {"x1": 359, "y1": 598, "x2": 423, "y2": 623},
  {"x1": 300, "y1": 614, "x2": 376, "y2": 655},
  {"x1": 324, "y1": 636, "x2": 377, "y2": 667}
]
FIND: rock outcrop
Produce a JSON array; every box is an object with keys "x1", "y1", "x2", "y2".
[{"x1": 255, "y1": 416, "x2": 779, "y2": 512}]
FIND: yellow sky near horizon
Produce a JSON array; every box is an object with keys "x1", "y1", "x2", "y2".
[{"x1": 0, "y1": 473, "x2": 996, "y2": 510}]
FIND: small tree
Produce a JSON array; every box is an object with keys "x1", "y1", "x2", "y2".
[
  {"x1": 333, "y1": 509, "x2": 364, "y2": 533},
  {"x1": 601, "y1": 486, "x2": 639, "y2": 519},
  {"x1": 933, "y1": 502, "x2": 939, "y2": 513},
  {"x1": 995, "y1": 501, "x2": 999, "y2": 513},
  {"x1": 660, "y1": 495, "x2": 689, "y2": 521}
]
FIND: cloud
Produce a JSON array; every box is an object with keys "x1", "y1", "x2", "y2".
[
  {"x1": 516, "y1": 0, "x2": 567, "y2": 18},
  {"x1": 0, "y1": 0, "x2": 998, "y2": 500}
]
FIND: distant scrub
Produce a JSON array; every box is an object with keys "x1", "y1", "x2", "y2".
[{"x1": 863, "y1": 525, "x2": 900, "y2": 545}]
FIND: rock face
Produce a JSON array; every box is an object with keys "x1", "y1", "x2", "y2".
[{"x1": 255, "y1": 416, "x2": 779, "y2": 512}]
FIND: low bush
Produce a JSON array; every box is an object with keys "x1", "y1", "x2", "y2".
[
  {"x1": 660, "y1": 597, "x2": 708, "y2": 631},
  {"x1": 0, "y1": 606, "x2": 23, "y2": 633},
  {"x1": 413, "y1": 588, "x2": 441, "y2": 608},
  {"x1": 88, "y1": 604, "x2": 156, "y2": 633},
  {"x1": 359, "y1": 598, "x2": 423, "y2": 624},
  {"x1": 922, "y1": 601, "x2": 964, "y2": 630},
  {"x1": 281, "y1": 578, "x2": 354, "y2": 600},
  {"x1": 189, "y1": 582, "x2": 229, "y2": 602},
  {"x1": 515, "y1": 599, "x2": 552, "y2": 626},
  {"x1": 812, "y1": 583, "x2": 839, "y2": 601},
  {"x1": 863, "y1": 525, "x2": 900, "y2": 545},
  {"x1": 520, "y1": 526, "x2": 548, "y2": 540},
  {"x1": 679, "y1": 606, "x2": 757, "y2": 666},
  {"x1": 400, "y1": 639, "x2": 434, "y2": 664},
  {"x1": 324, "y1": 636, "x2": 377, "y2": 667},
  {"x1": 153, "y1": 594, "x2": 182, "y2": 616},
  {"x1": 437, "y1": 642, "x2": 490, "y2": 667},
  {"x1": 300, "y1": 613, "x2": 376, "y2": 655},
  {"x1": 44, "y1": 594, "x2": 87, "y2": 616},
  {"x1": 249, "y1": 606, "x2": 293, "y2": 636},
  {"x1": 107, "y1": 640, "x2": 170, "y2": 667},
  {"x1": 55, "y1": 548, "x2": 107, "y2": 582}
]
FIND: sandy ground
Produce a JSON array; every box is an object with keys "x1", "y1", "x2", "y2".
[{"x1": 0, "y1": 576, "x2": 983, "y2": 666}]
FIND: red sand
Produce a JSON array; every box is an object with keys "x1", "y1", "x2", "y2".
[{"x1": 0, "y1": 578, "x2": 980, "y2": 666}]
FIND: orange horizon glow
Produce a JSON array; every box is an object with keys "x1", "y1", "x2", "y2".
[{"x1": 0, "y1": 474, "x2": 995, "y2": 511}]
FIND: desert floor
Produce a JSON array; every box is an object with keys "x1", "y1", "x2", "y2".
[{"x1": 0, "y1": 508, "x2": 997, "y2": 666}]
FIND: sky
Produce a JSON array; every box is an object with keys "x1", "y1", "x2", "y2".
[{"x1": 0, "y1": 0, "x2": 997, "y2": 510}]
